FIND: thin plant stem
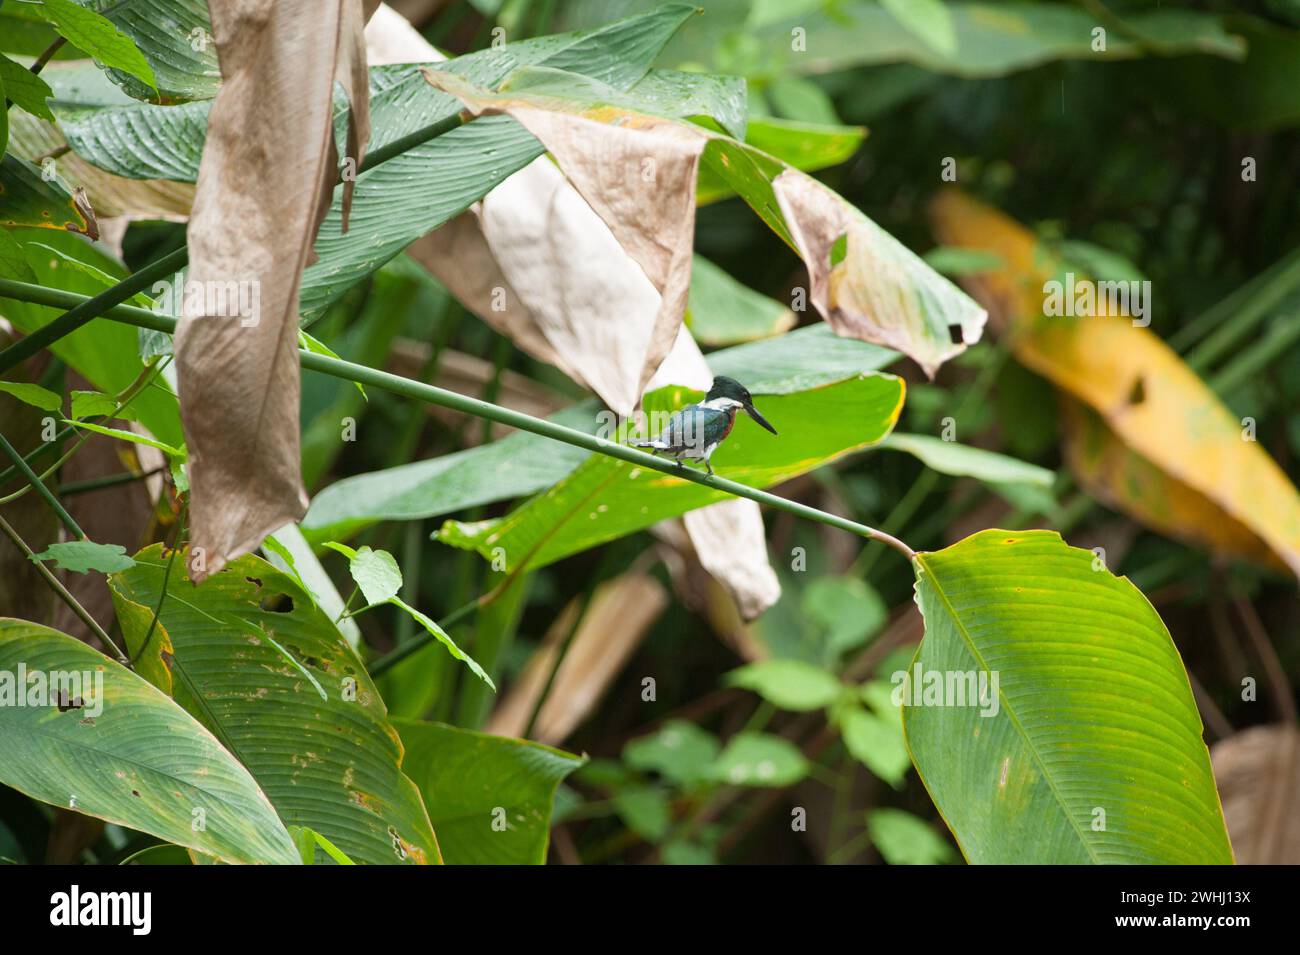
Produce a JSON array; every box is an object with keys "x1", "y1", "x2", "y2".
[
  {"x1": 0, "y1": 512, "x2": 128, "y2": 665},
  {"x1": 0, "y1": 280, "x2": 918, "y2": 563},
  {"x1": 0, "y1": 431, "x2": 83, "y2": 538}
]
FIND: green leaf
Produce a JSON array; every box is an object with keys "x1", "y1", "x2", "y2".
[
  {"x1": 623, "y1": 719, "x2": 721, "y2": 786},
  {"x1": 290, "y1": 825, "x2": 356, "y2": 865},
  {"x1": 0, "y1": 618, "x2": 299, "y2": 864},
  {"x1": 69, "y1": 388, "x2": 136, "y2": 422},
  {"x1": 395, "y1": 719, "x2": 584, "y2": 864},
  {"x1": 922, "y1": 246, "x2": 1004, "y2": 276},
  {"x1": 108, "y1": 547, "x2": 441, "y2": 865},
  {"x1": 906, "y1": 529, "x2": 1234, "y2": 863},
  {"x1": 0, "y1": 380, "x2": 60, "y2": 412},
  {"x1": 0, "y1": 154, "x2": 96, "y2": 236},
  {"x1": 120, "y1": 844, "x2": 194, "y2": 865},
  {"x1": 39, "y1": 0, "x2": 157, "y2": 92},
  {"x1": 725, "y1": 659, "x2": 843, "y2": 711},
  {"x1": 803, "y1": 576, "x2": 887, "y2": 655},
  {"x1": 710, "y1": 732, "x2": 809, "y2": 787},
  {"x1": 390, "y1": 597, "x2": 494, "y2": 690},
  {"x1": 0, "y1": 227, "x2": 37, "y2": 281},
  {"x1": 880, "y1": 0, "x2": 958, "y2": 56},
  {"x1": 867, "y1": 808, "x2": 957, "y2": 865},
  {"x1": 85, "y1": 0, "x2": 217, "y2": 102},
  {"x1": 879, "y1": 432, "x2": 1055, "y2": 487},
  {"x1": 31, "y1": 540, "x2": 135, "y2": 574},
  {"x1": 0, "y1": 52, "x2": 55, "y2": 121},
  {"x1": 54, "y1": 5, "x2": 701, "y2": 323},
  {"x1": 0, "y1": 229, "x2": 183, "y2": 448},
  {"x1": 261, "y1": 524, "x2": 360, "y2": 650},
  {"x1": 62, "y1": 418, "x2": 184, "y2": 458},
  {"x1": 686, "y1": 254, "x2": 794, "y2": 346},
  {"x1": 837, "y1": 704, "x2": 909, "y2": 788},
  {"x1": 437, "y1": 372, "x2": 904, "y2": 575},
  {"x1": 697, "y1": 115, "x2": 865, "y2": 205},
  {"x1": 765, "y1": 76, "x2": 840, "y2": 125},
  {"x1": 501, "y1": 64, "x2": 749, "y2": 139},
  {"x1": 336, "y1": 544, "x2": 403, "y2": 607},
  {"x1": 613, "y1": 785, "x2": 672, "y2": 840}
]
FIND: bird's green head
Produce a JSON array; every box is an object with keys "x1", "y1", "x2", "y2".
[{"x1": 706, "y1": 376, "x2": 777, "y2": 435}]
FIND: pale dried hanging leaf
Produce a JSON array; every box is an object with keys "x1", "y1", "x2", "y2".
[
  {"x1": 422, "y1": 69, "x2": 986, "y2": 380},
  {"x1": 177, "y1": 0, "x2": 369, "y2": 581},
  {"x1": 1211, "y1": 724, "x2": 1300, "y2": 864},
  {"x1": 421, "y1": 69, "x2": 706, "y2": 412},
  {"x1": 368, "y1": 7, "x2": 781, "y2": 616},
  {"x1": 772, "y1": 169, "x2": 984, "y2": 378},
  {"x1": 487, "y1": 573, "x2": 667, "y2": 745}
]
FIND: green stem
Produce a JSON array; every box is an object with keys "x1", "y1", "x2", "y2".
[
  {"x1": 0, "y1": 512, "x2": 127, "y2": 665},
  {"x1": 0, "y1": 431, "x2": 83, "y2": 539},
  {"x1": 58, "y1": 467, "x2": 162, "y2": 497},
  {"x1": 0, "y1": 279, "x2": 918, "y2": 564}
]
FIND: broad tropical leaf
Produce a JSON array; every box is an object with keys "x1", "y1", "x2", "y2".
[
  {"x1": 108, "y1": 546, "x2": 441, "y2": 865},
  {"x1": 0, "y1": 618, "x2": 299, "y2": 865},
  {"x1": 395, "y1": 720, "x2": 584, "y2": 864},
  {"x1": 906, "y1": 529, "x2": 1234, "y2": 864}
]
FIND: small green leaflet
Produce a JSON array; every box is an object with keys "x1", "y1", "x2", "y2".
[
  {"x1": 725, "y1": 659, "x2": 844, "y2": 711},
  {"x1": 0, "y1": 380, "x2": 61, "y2": 412},
  {"x1": 290, "y1": 826, "x2": 356, "y2": 865},
  {"x1": 31, "y1": 540, "x2": 136, "y2": 574},
  {"x1": 70, "y1": 389, "x2": 139, "y2": 421},
  {"x1": 709, "y1": 732, "x2": 809, "y2": 787},
  {"x1": 0, "y1": 52, "x2": 55, "y2": 121},
  {"x1": 0, "y1": 229, "x2": 37, "y2": 282},
  {"x1": 62, "y1": 419, "x2": 185, "y2": 459},
  {"x1": 325, "y1": 542, "x2": 493, "y2": 688},
  {"x1": 39, "y1": 0, "x2": 157, "y2": 92}
]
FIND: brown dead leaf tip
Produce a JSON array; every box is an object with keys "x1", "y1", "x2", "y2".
[{"x1": 70, "y1": 187, "x2": 99, "y2": 241}]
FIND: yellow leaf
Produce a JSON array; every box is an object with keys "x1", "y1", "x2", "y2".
[{"x1": 930, "y1": 189, "x2": 1300, "y2": 578}]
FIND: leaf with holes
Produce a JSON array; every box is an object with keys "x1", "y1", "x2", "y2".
[
  {"x1": 0, "y1": 618, "x2": 298, "y2": 864},
  {"x1": 108, "y1": 546, "x2": 441, "y2": 865},
  {"x1": 906, "y1": 529, "x2": 1233, "y2": 864}
]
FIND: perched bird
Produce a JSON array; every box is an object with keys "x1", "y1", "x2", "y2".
[{"x1": 629, "y1": 375, "x2": 777, "y2": 476}]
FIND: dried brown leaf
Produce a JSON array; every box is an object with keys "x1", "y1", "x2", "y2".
[{"x1": 177, "y1": 0, "x2": 370, "y2": 581}]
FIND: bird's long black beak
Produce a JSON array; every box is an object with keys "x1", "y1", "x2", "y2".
[{"x1": 744, "y1": 401, "x2": 777, "y2": 435}]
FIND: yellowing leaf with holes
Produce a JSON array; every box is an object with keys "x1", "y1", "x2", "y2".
[
  {"x1": 930, "y1": 189, "x2": 1300, "y2": 579},
  {"x1": 108, "y1": 546, "x2": 440, "y2": 865},
  {"x1": 907, "y1": 529, "x2": 1233, "y2": 864},
  {"x1": 0, "y1": 618, "x2": 298, "y2": 864}
]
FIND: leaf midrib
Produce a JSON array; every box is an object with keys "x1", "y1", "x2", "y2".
[{"x1": 914, "y1": 554, "x2": 1103, "y2": 864}]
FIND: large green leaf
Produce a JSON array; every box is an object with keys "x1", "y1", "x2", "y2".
[
  {"x1": 108, "y1": 546, "x2": 441, "y2": 865},
  {"x1": 86, "y1": 0, "x2": 218, "y2": 102},
  {"x1": 0, "y1": 618, "x2": 299, "y2": 865},
  {"x1": 49, "y1": 5, "x2": 702, "y2": 324},
  {"x1": 686, "y1": 254, "x2": 794, "y2": 345},
  {"x1": 437, "y1": 371, "x2": 904, "y2": 573},
  {"x1": 587, "y1": 0, "x2": 1244, "y2": 79},
  {"x1": 394, "y1": 719, "x2": 584, "y2": 864},
  {"x1": 303, "y1": 325, "x2": 899, "y2": 540},
  {"x1": 905, "y1": 529, "x2": 1234, "y2": 864}
]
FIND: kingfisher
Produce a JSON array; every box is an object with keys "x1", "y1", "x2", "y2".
[{"x1": 628, "y1": 376, "x2": 777, "y2": 476}]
